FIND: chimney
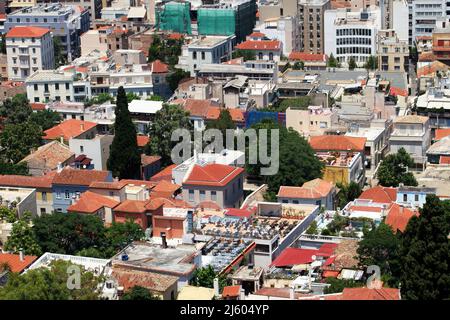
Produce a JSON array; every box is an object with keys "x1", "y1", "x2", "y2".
[
  {"x1": 80, "y1": 122, "x2": 85, "y2": 131},
  {"x1": 160, "y1": 231, "x2": 167, "y2": 249},
  {"x1": 19, "y1": 250, "x2": 24, "y2": 262},
  {"x1": 213, "y1": 277, "x2": 220, "y2": 297}
]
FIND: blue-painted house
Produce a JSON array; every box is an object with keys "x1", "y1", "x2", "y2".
[
  {"x1": 52, "y1": 167, "x2": 112, "y2": 213},
  {"x1": 396, "y1": 185, "x2": 436, "y2": 209}
]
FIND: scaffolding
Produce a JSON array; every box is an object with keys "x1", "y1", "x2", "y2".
[
  {"x1": 197, "y1": 8, "x2": 236, "y2": 36},
  {"x1": 157, "y1": 2, "x2": 192, "y2": 34}
]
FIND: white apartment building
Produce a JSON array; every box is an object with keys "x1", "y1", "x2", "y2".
[
  {"x1": 109, "y1": 64, "x2": 154, "y2": 99},
  {"x1": 26, "y1": 70, "x2": 76, "y2": 103},
  {"x1": 324, "y1": 6, "x2": 381, "y2": 66},
  {"x1": 6, "y1": 26, "x2": 54, "y2": 81},
  {"x1": 389, "y1": 115, "x2": 431, "y2": 168},
  {"x1": 254, "y1": 16, "x2": 299, "y2": 56},
  {"x1": 410, "y1": 0, "x2": 447, "y2": 46},
  {"x1": 390, "y1": 0, "x2": 409, "y2": 42},
  {"x1": 178, "y1": 35, "x2": 235, "y2": 76}
]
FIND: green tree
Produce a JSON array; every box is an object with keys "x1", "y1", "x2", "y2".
[
  {"x1": 327, "y1": 53, "x2": 340, "y2": 68},
  {"x1": 167, "y1": 68, "x2": 190, "y2": 92},
  {"x1": 324, "y1": 278, "x2": 363, "y2": 293},
  {"x1": 107, "y1": 86, "x2": 141, "y2": 179},
  {"x1": 206, "y1": 109, "x2": 236, "y2": 138},
  {"x1": 0, "y1": 260, "x2": 102, "y2": 300},
  {"x1": 232, "y1": 50, "x2": 256, "y2": 61},
  {"x1": 0, "y1": 122, "x2": 43, "y2": 163},
  {"x1": 377, "y1": 148, "x2": 418, "y2": 187},
  {"x1": 0, "y1": 94, "x2": 32, "y2": 125},
  {"x1": 270, "y1": 96, "x2": 312, "y2": 112},
  {"x1": 4, "y1": 212, "x2": 42, "y2": 256},
  {"x1": 147, "y1": 95, "x2": 164, "y2": 101},
  {"x1": 145, "y1": 104, "x2": 192, "y2": 166},
  {"x1": 53, "y1": 37, "x2": 67, "y2": 68},
  {"x1": 106, "y1": 220, "x2": 145, "y2": 252},
  {"x1": 325, "y1": 214, "x2": 349, "y2": 235},
  {"x1": 29, "y1": 110, "x2": 61, "y2": 131},
  {"x1": 32, "y1": 212, "x2": 107, "y2": 256},
  {"x1": 190, "y1": 265, "x2": 230, "y2": 291},
  {"x1": 245, "y1": 120, "x2": 324, "y2": 197},
  {"x1": 0, "y1": 207, "x2": 17, "y2": 223},
  {"x1": 336, "y1": 182, "x2": 362, "y2": 209},
  {"x1": 90, "y1": 93, "x2": 114, "y2": 105},
  {"x1": 121, "y1": 286, "x2": 160, "y2": 300},
  {"x1": 364, "y1": 55, "x2": 378, "y2": 70},
  {"x1": 396, "y1": 195, "x2": 450, "y2": 300},
  {"x1": 348, "y1": 57, "x2": 357, "y2": 70},
  {"x1": 0, "y1": 162, "x2": 29, "y2": 175},
  {"x1": 126, "y1": 92, "x2": 141, "y2": 103},
  {"x1": 306, "y1": 220, "x2": 318, "y2": 235},
  {"x1": 292, "y1": 61, "x2": 304, "y2": 70},
  {"x1": 357, "y1": 222, "x2": 400, "y2": 281},
  {"x1": 0, "y1": 34, "x2": 6, "y2": 54}
]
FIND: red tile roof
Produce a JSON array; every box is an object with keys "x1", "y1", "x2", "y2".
[
  {"x1": 0, "y1": 253, "x2": 37, "y2": 273},
  {"x1": 339, "y1": 287, "x2": 400, "y2": 300},
  {"x1": 389, "y1": 86, "x2": 408, "y2": 97},
  {"x1": 6, "y1": 26, "x2": 50, "y2": 38},
  {"x1": 182, "y1": 99, "x2": 217, "y2": 118},
  {"x1": 141, "y1": 154, "x2": 161, "y2": 166},
  {"x1": 435, "y1": 128, "x2": 450, "y2": 141},
  {"x1": 205, "y1": 107, "x2": 245, "y2": 122},
  {"x1": 44, "y1": 119, "x2": 97, "y2": 141},
  {"x1": 224, "y1": 208, "x2": 253, "y2": 218},
  {"x1": 184, "y1": 164, "x2": 244, "y2": 187},
  {"x1": 249, "y1": 32, "x2": 266, "y2": 38},
  {"x1": 20, "y1": 141, "x2": 74, "y2": 172},
  {"x1": 114, "y1": 199, "x2": 148, "y2": 213},
  {"x1": 358, "y1": 186, "x2": 397, "y2": 204},
  {"x1": 277, "y1": 178, "x2": 334, "y2": 199},
  {"x1": 385, "y1": 204, "x2": 418, "y2": 233},
  {"x1": 270, "y1": 248, "x2": 319, "y2": 267},
  {"x1": 322, "y1": 270, "x2": 340, "y2": 278},
  {"x1": 30, "y1": 103, "x2": 46, "y2": 111},
  {"x1": 153, "y1": 197, "x2": 193, "y2": 209},
  {"x1": 168, "y1": 33, "x2": 183, "y2": 40},
  {"x1": 112, "y1": 267, "x2": 178, "y2": 293},
  {"x1": 151, "y1": 59, "x2": 169, "y2": 73},
  {"x1": 150, "y1": 164, "x2": 176, "y2": 182},
  {"x1": 418, "y1": 52, "x2": 436, "y2": 62},
  {"x1": 137, "y1": 135, "x2": 149, "y2": 147},
  {"x1": 309, "y1": 135, "x2": 366, "y2": 151},
  {"x1": 151, "y1": 180, "x2": 181, "y2": 198},
  {"x1": 222, "y1": 285, "x2": 241, "y2": 298},
  {"x1": 440, "y1": 155, "x2": 450, "y2": 165},
  {"x1": 348, "y1": 205, "x2": 384, "y2": 213},
  {"x1": 0, "y1": 172, "x2": 55, "y2": 189},
  {"x1": 52, "y1": 167, "x2": 110, "y2": 186},
  {"x1": 289, "y1": 52, "x2": 327, "y2": 62},
  {"x1": 89, "y1": 181, "x2": 127, "y2": 190},
  {"x1": 236, "y1": 40, "x2": 281, "y2": 51},
  {"x1": 67, "y1": 191, "x2": 119, "y2": 214},
  {"x1": 316, "y1": 243, "x2": 338, "y2": 257}
]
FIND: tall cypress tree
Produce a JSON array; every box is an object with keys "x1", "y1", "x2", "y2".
[
  {"x1": 107, "y1": 86, "x2": 141, "y2": 179},
  {"x1": 397, "y1": 195, "x2": 450, "y2": 300}
]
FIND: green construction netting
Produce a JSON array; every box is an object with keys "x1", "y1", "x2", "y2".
[
  {"x1": 157, "y1": 2, "x2": 192, "y2": 34},
  {"x1": 197, "y1": 8, "x2": 236, "y2": 36}
]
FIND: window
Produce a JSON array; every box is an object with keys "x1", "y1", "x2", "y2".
[
  {"x1": 66, "y1": 83, "x2": 70, "y2": 90},
  {"x1": 44, "y1": 84, "x2": 49, "y2": 92},
  {"x1": 65, "y1": 191, "x2": 70, "y2": 199},
  {"x1": 55, "y1": 83, "x2": 60, "y2": 90},
  {"x1": 201, "y1": 51, "x2": 205, "y2": 60},
  {"x1": 40, "y1": 208, "x2": 46, "y2": 215},
  {"x1": 34, "y1": 97, "x2": 40, "y2": 102},
  {"x1": 80, "y1": 146, "x2": 84, "y2": 153},
  {"x1": 32, "y1": 48, "x2": 36, "y2": 54},
  {"x1": 193, "y1": 51, "x2": 197, "y2": 59},
  {"x1": 56, "y1": 192, "x2": 61, "y2": 199},
  {"x1": 199, "y1": 190, "x2": 206, "y2": 201},
  {"x1": 109, "y1": 191, "x2": 114, "y2": 197},
  {"x1": 403, "y1": 194, "x2": 407, "y2": 202},
  {"x1": 34, "y1": 84, "x2": 38, "y2": 91},
  {"x1": 189, "y1": 189, "x2": 194, "y2": 201},
  {"x1": 42, "y1": 192, "x2": 47, "y2": 202},
  {"x1": 282, "y1": 199, "x2": 288, "y2": 203},
  {"x1": 293, "y1": 200, "x2": 299, "y2": 204},
  {"x1": 415, "y1": 194, "x2": 419, "y2": 202},
  {"x1": 211, "y1": 191, "x2": 217, "y2": 201}
]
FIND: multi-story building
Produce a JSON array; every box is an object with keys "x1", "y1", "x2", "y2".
[
  {"x1": 8, "y1": 0, "x2": 36, "y2": 10},
  {"x1": 432, "y1": 20, "x2": 450, "y2": 64},
  {"x1": 5, "y1": 3, "x2": 90, "y2": 61},
  {"x1": 298, "y1": 0, "x2": 330, "y2": 54},
  {"x1": 5, "y1": 26, "x2": 54, "y2": 81},
  {"x1": 286, "y1": 105, "x2": 339, "y2": 138},
  {"x1": 80, "y1": 29, "x2": 109, "y2": 56},
  {"x1": 235, "y1": 36, "x2": 282, "y2": 62},
  {"x1": 388, "y1": 0, "x2": 409, "y2": 42},
  {"x1": 25, "y1": 70, "x2": 77, "y2": 103},
  {"x1": 36, "y1": 0, "x2": 103, "y2": 21},
  {"x1": 409, "y1": 0, "x2": 446, "y2": 47},
  {"x1": 324, "y1": 6, "x2": 381, "y2": 66},
  {"x1": 253, "y1": 16, "x2": 299, "y2": 56},
  {"x1": 178, "y1": 35, "x2": 235, "y2": 77},
  {"x1": 377, "y1": 29, "x2": 409, "y2": 72},
  {"x1": 197, "y1": 60, "x2": 278, "y2": 81},
  {"x1": 389, "y1": 115, "x2": 431, "y2": 169}
]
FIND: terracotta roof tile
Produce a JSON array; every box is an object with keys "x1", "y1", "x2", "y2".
[
  {"x1": 224, "y1": 208, "x2": 253, "y2": 218},
  {"x1": 435, "y1": 128, "x2": 450, "y2": 140},
  {"x1": 52, "y1": 167, "x2": 110, "y2": 186},
  {"x1": 440, "y1": 155, "x2": 450, "y2": 164},
  {"x1": 30, "y1": 103, "x2": 46, "y2": 111},
  {"x1": 309, "y1": 135, "x2": 366, "y2": 151},
  {"x1": 270, "y1": 248, "x2": 318, "y2": 267},
  {"x1": 44, "y1": 119, "x2": 97, "y2": 141},
  {"x1": 151, "y1": 59, "x2": 169, "y2": 73},
  {"x1": 0, "y1": 172, "x2": 56, "y2": 189},
  {"x1": 141, "y1": 154, "x2": 161, "y2": 166},
  {"x1": 0, "y1": 254, "x2": 37, "y2": 273},
  {"x1": 236, "y1": 40, "x2": 281, "y2": 51},
  {"x1": 278, "y1": 179, "x2": 334, "y2": 199},
  {"x1": 358, "y1": 186, "x2": 397, "y2": 204},
  {"x1": 20, "y1": 141, "x2": 74, "y2": 172},
  {"x1": 184, "y1": 164, "x2": 244, "y2": 187},
  {"x1": 249, "y1": 32, "x2": 266, "y2": 38},
  {"x1": 114, "y1": 199, "x2": 148, "y2": 213},
  {"x1": 67, "y1": 191, "x2": 119, "y2": 214},
  {"x1": 289, "y1": 52, "x2": 327, "y2": 62},
  {"x1": 150, "y1": 164, "x2": 177, "y2": 182},
  {"x1": 137, "y1": 135, "x2": 149, "y2": 147},
  {"x1": 339, "y1": 287, "x2": 400, "y2": 300},
  {"x1": 151, "y1": 180, "x2": 181, "y2": 198},
  {"x1": 385, "y1": 204, "x2": 418, "y2": 233},
  {"x1": 222, "y1": 285, "x2": 241, "y2": 298},
  {"x1": 112, "y1": 267, "x2": 178, "y2": 293},
  {"x1": 6, "y1": 26, "x2": 50, "y2": 38}
]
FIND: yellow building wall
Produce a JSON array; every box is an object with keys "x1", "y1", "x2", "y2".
[
  {"x1": 322, "y1": 166, "x2": 349, "y2": 185},
  {"x1": 36, "y1": 191, "x2": 53, "y2": 202}
]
